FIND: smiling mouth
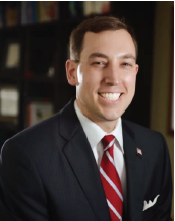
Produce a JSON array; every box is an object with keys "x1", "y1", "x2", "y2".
[{"x1": 98, "y1": 92, "x2": 122, "y2": 101}]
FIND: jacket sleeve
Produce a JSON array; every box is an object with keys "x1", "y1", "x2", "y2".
[
  {"x1": 0, "y1": 139, "x2": 49, "y2": 221},
  {"x1": 156, "y1": 133, "x2": 172, "y2": 221}
]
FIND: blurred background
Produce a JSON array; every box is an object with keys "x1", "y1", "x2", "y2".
[{"x1": 0, "y1": 1, "x2": 174, "y2": 217}]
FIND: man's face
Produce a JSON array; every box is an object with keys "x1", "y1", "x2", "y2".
[{"x1": 67, "y1": 29, "x2": 138, "y2": 131}]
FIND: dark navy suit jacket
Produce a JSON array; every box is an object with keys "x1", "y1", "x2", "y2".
[{"x1": 0, "y1": 98, "x2": 172, "y2": 220}]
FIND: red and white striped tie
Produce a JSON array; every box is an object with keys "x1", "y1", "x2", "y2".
[{"x1": 100, "y1": 135, "x2": 123, "y2": 220}]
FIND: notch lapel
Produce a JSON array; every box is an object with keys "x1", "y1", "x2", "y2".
[
  {"x1": 122, "y1": 120, "x2": 144, "y2": 221},
  {"x1": 59, "y1": 99, "x2": 111, "y2": 221}
]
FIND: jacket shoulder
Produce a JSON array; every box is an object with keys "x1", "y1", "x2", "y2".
[
  {"x1": 8, "y1": 112, "x2": 61, "y2": 143},
  {"x1": 2, "y1": 111, "x2": 67, "y2": 159},
  {"x1": 122, "y1": 119, "x2": 161, "y2": 137},
  {"x1": 122, "y1": 119, "x2": 167, "y2": 150}
]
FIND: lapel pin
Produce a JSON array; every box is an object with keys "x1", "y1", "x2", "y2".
[{"x1": 136, "y1": 147, "x2": 142, "y2": 156}]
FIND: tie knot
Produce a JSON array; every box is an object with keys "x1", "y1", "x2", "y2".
[{"x1": 102, "y1": 135, "x2": 115, "y2": 151}]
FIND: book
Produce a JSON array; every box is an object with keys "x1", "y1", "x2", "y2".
[
  {"x1": 83, "y1": 1, "x2": 110, "y2": 16},
  {"x1": 39, "y1": 1, "x2": 58, "y2": 23},
  {"x1": 69, "y1": 2, "x2": 83, "y2": 18},
  {"x1": 21, "y1": 1, "x2": 39, "y2": 25},
  {"x1": 5, "y1": 42, "x2": 20, "y2": 69},
  {"x1": 5, "y1": 2, "x2": 20, "y2": 27},
  {"x1": 27, "y1": 101, "x2": 54, "y2": 127},
  {"x1": 21, "y1": 1, "x2": 58, "y2": 25},
  {"x1": 0, "y1": 87, "x2": 19, "y2": 117}
]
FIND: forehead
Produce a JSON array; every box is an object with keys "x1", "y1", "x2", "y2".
[{"x1": 81, "y1": 30, "x2": 136, "y2": 59}]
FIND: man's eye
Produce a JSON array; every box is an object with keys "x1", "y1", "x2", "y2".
[
  {"x1": 92, "y1": 61, "x2": 106, "y2": 66},
  {"x1": 122, "y1": 62, "x2": 132, "y2": 67}
]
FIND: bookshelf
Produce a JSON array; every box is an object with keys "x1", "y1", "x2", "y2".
[
  {"x1": 0, "y1": 1, "x2": 156, "y2": 148},
  {"x1": 0, "y1": 1, "x2": 111, "y2": 147}
]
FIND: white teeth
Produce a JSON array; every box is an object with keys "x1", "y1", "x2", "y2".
[{"x1": 100, "y1": 93, "x2": 121, "y2": 101}]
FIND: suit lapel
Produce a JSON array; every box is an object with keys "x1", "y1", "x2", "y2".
[
  {"x1": 59, "y1": 99, "x2": 111, "y2": 221},
  {"x1": 122, "y1": 120, "x2": 144, "y2": 221}
]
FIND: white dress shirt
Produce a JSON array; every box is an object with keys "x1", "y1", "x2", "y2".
[{"x1": 74, "y1": 101, "x2": 127, "y2": 203}]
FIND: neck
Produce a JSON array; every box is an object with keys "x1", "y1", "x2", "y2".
[{"x1": 93, "y1": 120, "x2": 117, "y2": 133}]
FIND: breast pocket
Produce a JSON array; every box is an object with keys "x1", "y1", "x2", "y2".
[{"x1": 143, "y1": 203, "x2": 158, "y2": 221}]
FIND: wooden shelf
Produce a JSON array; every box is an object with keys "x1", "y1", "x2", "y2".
[
  {"x1": 0, "y1": 73, "x2": 19, "y2": 79},
  {"x1": 0, "y1": 120, "x2": 18, "y2": 132},
  {"x1": 0, "y1": 75, "x2": 19, "y2": 85},
  {"x1": 23, "y1": 76, "x2": 55, "y2": 83}
]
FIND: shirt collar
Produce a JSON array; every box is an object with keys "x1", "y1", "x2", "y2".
[{"x1": 74, "y1": 100, "x2": 124, "y2": 153}]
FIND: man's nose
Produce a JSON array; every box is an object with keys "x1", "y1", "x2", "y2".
[{"x1": 104, "y1": 63, "x2": 121, "y2": 86}]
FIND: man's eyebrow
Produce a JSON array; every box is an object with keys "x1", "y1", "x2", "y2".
[
  {"x1": 119, "y1": 54, "x2": 136, "y2": 60},
  {"x1": 88, "y1": 53, "x2": 136, "y2": 61},
  {"x1": 88, "y1": 53, "x2": 109, "y2": 59}
]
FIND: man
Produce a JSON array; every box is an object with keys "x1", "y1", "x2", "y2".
[{"x1": 0, "y1": 16, "x2": 172, "y2": 221}]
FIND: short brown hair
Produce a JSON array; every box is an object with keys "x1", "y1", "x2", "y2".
[{"x1": 69, "y1": 16, "x2": 138, "y2": 62}]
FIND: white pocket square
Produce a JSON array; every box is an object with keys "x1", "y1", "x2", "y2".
[{"x1": 143, "y1": 195, "x2": 160, "y2": 211}]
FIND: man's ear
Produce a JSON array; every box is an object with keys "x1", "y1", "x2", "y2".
[
  {"x1": 135, "y1": 64, "x2": 139, "y2": 75},
  {"x1": 66, "y1": 60, "x2": 78, "y2": 86}
]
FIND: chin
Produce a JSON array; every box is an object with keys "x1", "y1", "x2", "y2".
[
  {"x1": 101, "y1": 114, "x2": 121, "y2": 122},
  {"x1": 103, "y1": 109, "x2": 124, "y2": 120}
]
